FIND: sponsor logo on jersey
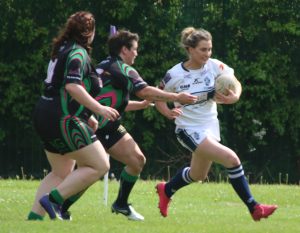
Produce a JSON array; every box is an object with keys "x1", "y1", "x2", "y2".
[
  {"x1": 117, "y1": 125, "x2": 126, "y2": 134},
  {"x1": 179, "y1": 84, "x2": 190, "y2": 90},
  {"x1": 192, "y1": 77, "x2": 203, "y2": 85}
]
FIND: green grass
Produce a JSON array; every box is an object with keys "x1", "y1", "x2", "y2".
[{"x1": 0, "y1": 180, "x2": 299, "y2": 233}]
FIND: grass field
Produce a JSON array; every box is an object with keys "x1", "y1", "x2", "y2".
[{"x1": 0, "y1": 180, "x2": 299, "y2": 233}]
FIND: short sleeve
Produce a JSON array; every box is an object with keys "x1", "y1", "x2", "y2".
[
  {"x1": 159, "y1": 72, "x2": 172, "y2": 91},
  {"x1": 65, "y1": 49, "x2": 86, "y2": 85},
  {"x1": 127, "y1": 68, "x2": 148, "y2": 93},
  {"x1": 210, "y1": 58, "x2": 234, "y2": 76}
]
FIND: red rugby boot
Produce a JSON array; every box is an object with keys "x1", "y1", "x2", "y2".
[{"x1": 156, "y1": 182, "x2": 171, "y2": 217}]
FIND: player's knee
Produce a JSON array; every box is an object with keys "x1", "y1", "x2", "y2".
[
  {"x1": 102, "y1": 162, "x2": 110, "y2": 174},
  {"x1": 139, "y1": 154, "x2": 146, "y2": 167},
  {"x1": 51, "y1": 160, "x2": 75, "y2": 179},
  {"x1": 97, "y1": 161, "x2": 110, "y2": 177},
  {"x1": 88, "y1": 156, "x2": 110, "y2": 179},
  {"x1": 131, "y1": 154, "x2": 145, "y2": 174},
  {"x1": 52, "y1": 168, "x2": 72, "y2": 180},
  {"x1": 90, "y1": 163, "x2": 110, "y2": 181},
  {"x1": 189, "y1": 169, "x2": 207, "y2": 182},
  {"x1": 227, "y1": 153, "x2": 240, "y2": 167},
  {"x1": 56, "y1": 171, "x2": 71, "y2": 180}
]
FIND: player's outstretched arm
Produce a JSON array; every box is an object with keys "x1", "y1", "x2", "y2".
[
  {"x1": 125, "y1": 100, "x2": 154, "y2": 112},
  {"x1": 135, "y1": 86, "x2": 197, "y2": 104},
  {"x1": 155, "y1": 101, "x2": 182, "y2": 120}
]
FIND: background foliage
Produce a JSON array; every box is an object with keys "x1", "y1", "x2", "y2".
[{"x1": 0, "y1": 0, "x2": 299, "y2": 183}]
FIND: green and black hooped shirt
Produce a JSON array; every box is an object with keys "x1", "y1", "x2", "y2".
[
  {"x1": 33, "y1": 41, "x2": 101, "y2": 154},
  {"x1": 94, "y1": 56, "x2": 148, "y2": 130}
]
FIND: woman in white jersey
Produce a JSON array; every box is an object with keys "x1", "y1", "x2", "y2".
[{"x1": 155, "y1": 27, "x2": 277, "y2": 221}]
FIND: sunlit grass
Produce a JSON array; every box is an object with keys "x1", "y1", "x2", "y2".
[{"x1": 0, "y1": 180, "x2": 299, "y2": 233}]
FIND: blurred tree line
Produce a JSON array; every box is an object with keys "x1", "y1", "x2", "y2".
[{"x1": 0, "y1": 0, "x2": 299, "y2": 183}]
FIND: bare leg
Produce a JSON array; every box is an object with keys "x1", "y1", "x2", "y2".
[
  {"x1": 108, "y1": 133, "x2": 146, "y2": 221},
  {"x1": 194, "y1": 136, "x2": 240, "y2": 168},
  {"x1": 54, "y1": 140, "x2": 109, "y2": 198},
  {"x1": 28, "y1": 152, "x2": 75, "y2": 217},
  {"x1": 192, "y1": 136, "x2": 277, "y2": 220},
  {"x1": 59, "y1": 133, "x2": 146, "y2": 220},
  {"x1": 108, "y1": 133, "x2": 146, "y2": 176}
]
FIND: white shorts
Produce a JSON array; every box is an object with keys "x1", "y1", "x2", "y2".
[{"x1": 175, "y1": 120, "x2": 220, "y2": 152}]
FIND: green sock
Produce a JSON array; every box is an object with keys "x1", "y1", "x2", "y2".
[
  {"x1": 115, "y1": 169, "x2": 139, "y2": 206},
  {"x1": 62, "y1": 189, "x2": 86, "y2": 213},
  {"x1": 121, "y1": 169, "x2": 139, "y2": 183},
  {"x1": 27, "y1": 211, "x2": 44, "y2": 220},
  {"x1": 49, "y1": 188, "x2": 64, "y2": 205}
]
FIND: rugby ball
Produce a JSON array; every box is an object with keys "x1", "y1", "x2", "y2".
[{"x1": 215, "y1": 74, "x2": 238, "y2": 95}]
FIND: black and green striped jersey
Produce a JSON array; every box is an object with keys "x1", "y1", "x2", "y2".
[
  {"x1": 43, "y1": 41, "x2": 101, "y2": 117},
  {"x1": 32, "y1": 41, "x2": 101, "y2": 154},
  {"x1": 95, "y1": 56, "x2": 148, "y2": 129}
]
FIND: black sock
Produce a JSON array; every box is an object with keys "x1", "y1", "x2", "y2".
[
  {"x1": 165, "y1": 167, "x2": 194, "y2": 198},
  {"x1": 227, "y1": 164, "x2": 258, "y2": 212},
  {"x1": 115, "y1": 169, "x2": 138, "y2": 207},
  {"x1": 61, "y1": 189, "x2": 86, "y2": 213}
]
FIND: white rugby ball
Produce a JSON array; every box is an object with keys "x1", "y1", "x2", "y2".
[{"x1": 215, "y1": 74, "x2": 238, "y2": 95}]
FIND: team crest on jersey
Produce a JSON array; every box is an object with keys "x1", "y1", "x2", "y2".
[
  {"x1": 204, "y1": 76, "x2": 211, "y2": 86},
  {"x1": 193, "y1": 132, "x2": 200, "y2": 140}
]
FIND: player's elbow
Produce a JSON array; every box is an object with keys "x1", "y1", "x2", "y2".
[{"x1": 135, "y1": 87, "x2": 152, "y2": 100}]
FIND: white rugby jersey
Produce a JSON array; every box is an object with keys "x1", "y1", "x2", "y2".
[{"x1": 160, "y1": 58, "x2": 234, "y2": 128}]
